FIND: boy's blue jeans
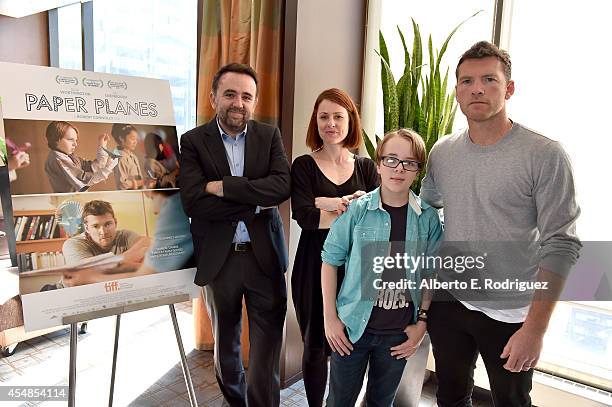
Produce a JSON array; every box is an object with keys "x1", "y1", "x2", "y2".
[{"x1": 327, "y1": 332, "x2": 408, "y2": 407}]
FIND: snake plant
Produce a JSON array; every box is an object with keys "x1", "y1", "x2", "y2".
[{"x1": 365, "y1": 11, "x2": 482, "y2": 193}]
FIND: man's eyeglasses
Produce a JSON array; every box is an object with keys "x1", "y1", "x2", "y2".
[{"x1": 380, "y1": 156, "x2": 421, "y2": 172}]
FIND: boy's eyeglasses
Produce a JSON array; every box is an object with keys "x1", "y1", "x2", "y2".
[{"x1": 380, "y1": 156, "x2": 421, "y2": 172}]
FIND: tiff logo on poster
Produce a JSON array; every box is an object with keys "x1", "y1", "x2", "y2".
[{"x1": 104, "y1": 281, "x2": 120, "y2": 293}]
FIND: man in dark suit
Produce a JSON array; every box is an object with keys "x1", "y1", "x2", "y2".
[{"x1": 179, "y1": 63, "x2": 290, "y2": 407}]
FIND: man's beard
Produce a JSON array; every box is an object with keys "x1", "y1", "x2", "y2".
[
  {"x1": 86, "y1": 233, "x2": 114, "y2": 251},
  {"x1": 219, "y1": 107, "x2": 249, "y2": 133}
]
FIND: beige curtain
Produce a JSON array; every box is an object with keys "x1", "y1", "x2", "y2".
[{"x1": 197, "y1": 0, "x2": 284, "y2": 127}]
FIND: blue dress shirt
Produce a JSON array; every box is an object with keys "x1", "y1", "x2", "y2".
[{"x1": 217, "y1": 119, "x2": 252, "y2": 243}]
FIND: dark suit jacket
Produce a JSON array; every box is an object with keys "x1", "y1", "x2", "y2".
[{"x1": 179, "y1": 118, "x2": 291, "y2": 286}]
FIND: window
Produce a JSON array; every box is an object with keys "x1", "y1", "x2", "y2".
[
  {"x1": 52, "y1": 0, "x2": 197, "y2": 134},
  {"x1": 505, "y1": 0, "x2": 612, "y2": 389},
  {"x1": 92, "y1": 0, "x2": 197, "y2": 135},
  {"x1": 505, "y1": 0, "x2": 611, "y2": 241},
  {"x1": 56, "y1": 2, "x2": 83, "y2": 70}
]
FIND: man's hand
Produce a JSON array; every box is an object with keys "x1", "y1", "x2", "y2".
[
  {"x1": 62, "y1": 267, "x2": 105, "y2": 287},
  {"x1": 145, "y1": 178, "x2": 159, "y2": 189},
  {"x1": 499, "y1": 267, "x2": 565, "y2": 372},
  {"x1": 122, "y1": 237, "x2": 151, "y2": 263},
  {"x1": 62, "y1": 263, "x2": 151, "y2": 287},
  {"x1": 500, "y1": 325, "x2": 544, "y2": 372},
  {"x1": 205, "y1": 181, "x2": 224, "y2": 197},
  {"x1": 131, "y1": 177, "x2": 145, "y2": 189},
  {"x1": 324, "y1": 313, "x2": 353, "y2": 356},
  {"x1": 390, "y1": 321, "x2": 427, "y2": 359}
]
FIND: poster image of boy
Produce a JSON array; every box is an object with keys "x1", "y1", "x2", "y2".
[
  {"x1": 59, "y1": 200, "x2": 150, "y2": 287},
  {"x1": 111, "y1": 123, "x2": 145, "y2": 190},
  {"x1": 44, "y1": 121, "x2": 118, "y2": 193},
  {"x1": 143, "y1": 132, "x2": 178, "y2": 189}
]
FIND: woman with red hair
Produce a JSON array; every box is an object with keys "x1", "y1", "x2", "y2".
[{"x1": 291, "y1": 88, "x2": 379, "y2": 405}]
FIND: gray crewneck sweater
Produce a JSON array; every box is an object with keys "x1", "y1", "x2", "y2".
[{"x1": 421, "y1": 122, "x2": 581, "y2": 319}]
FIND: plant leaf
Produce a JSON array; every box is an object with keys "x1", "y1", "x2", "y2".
[
  {"x1": 363, "y1": 130, "x2": 377, "y2": 160},
  {"x1": 411, "y1": 18, "x2": 423, "y2": 84},
  {"x1": 445, "y1": 101, "x2": 458, "y2": 135},
  {"x1": 435, "y1": 10, "x2": 483, "y2": 74},
  {"x1": 379, "y1": 31, "x2": 391, "y2": 132},
  {"x1": 438, "y1": 67, "x2": 449, "y2": 121},
  {"x1": 397, "y1": 71, "x2": 412, "y2": 128},
  {"x1": 397, "y1": 26, "x2": 411, "y2": 75},
  {"x1": 376, "y1": 49, "x2": 399, "y2": 132},
  {"x1": 440, "y1": 91, "x2": 453, "y2": 136}
]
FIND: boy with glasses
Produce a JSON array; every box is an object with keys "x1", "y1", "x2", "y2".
[{"x1": 322, "y1": 128, "x2": 442, "y2": 406}]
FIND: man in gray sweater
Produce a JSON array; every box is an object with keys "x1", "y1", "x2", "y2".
[{"x1": 421, "y1": 41, "x2": 581, "y2": 406}]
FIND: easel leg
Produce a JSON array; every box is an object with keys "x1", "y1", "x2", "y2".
[
  {"x1": 108, "y1": 314, "x2": 121, "y2": 407},
  {"x1": 169, "y1": 304, "x2": 197, "y2": 407},
  {"x1": 68, "y1": 323, "x2": 78, "y2": 407}
]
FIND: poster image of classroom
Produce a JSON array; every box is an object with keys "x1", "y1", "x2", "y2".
[
  {"x1": 4, "y1": 119, "x2": 179, "y2": 195},
  {"x1": 14, "y1": 189, "x2": 194, "y2": 295}
]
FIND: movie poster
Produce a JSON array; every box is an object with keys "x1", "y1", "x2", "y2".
[{"x1": 0, "y1": 62, "x2": 199, "y2": 330}]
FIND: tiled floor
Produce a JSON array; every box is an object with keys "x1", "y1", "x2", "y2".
[{"x1": 0, "y1": 302, "x2": 493, "y2": 406}]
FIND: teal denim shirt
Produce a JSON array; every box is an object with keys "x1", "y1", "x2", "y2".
[{"x1": 322, "y1": 187, "x2": 443, "y2": 343}]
